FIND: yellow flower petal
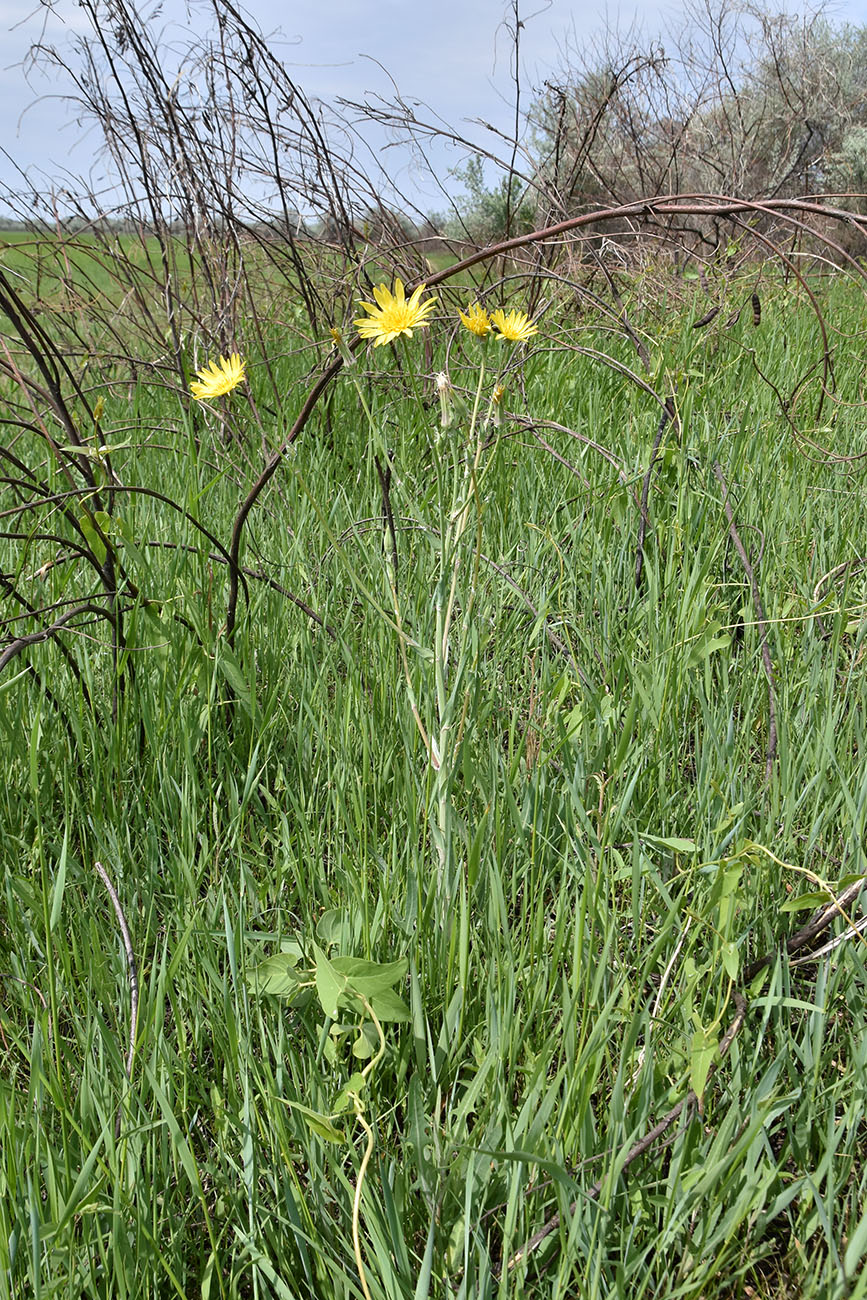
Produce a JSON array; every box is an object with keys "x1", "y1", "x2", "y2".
[
  {"x1": 490, "y1": 308, "x2": 537, "y2": 343},
  {"x1": 459, "y1": 302, "x2": 492, "y2": 337},
  {"x1": 189, "y1": 352, "x2": 246, "y2": 400},
  {"x1": 354, "y1": 279, "x2": 437, "y2": 347}
]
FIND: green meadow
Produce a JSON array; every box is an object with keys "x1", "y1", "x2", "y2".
[{"x1": 2, "y1": 241, "x2": 867, "y2": 1300}]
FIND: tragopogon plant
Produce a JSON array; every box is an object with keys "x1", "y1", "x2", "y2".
[{"x1": 335, "y1": 283, "x2": 539, "y2": 909}]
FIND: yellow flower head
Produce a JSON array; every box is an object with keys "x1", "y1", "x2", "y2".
[
  {"x1": 491, "y1": 308, "x2": 537, "y2": 344},
  {"x1": 329, "y1": 326, "x2": 343, "y2": 345},
  {"x1": 354, "y1": 278, "x2": 437, "y2": 347},
  {"x1": 459, "y1": 302, "x2": 492, "y2": 337},
  {"x1": 190, "y1": 352, "x2": 246, "y2": 400}
]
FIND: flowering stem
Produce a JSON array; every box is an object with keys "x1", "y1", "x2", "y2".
[
  {"x1": 431, "y1": 354, "x2": 487, "y2": 899},
  {"x1": 338, "y1": 351, "x2": 438, "y2": 765}
]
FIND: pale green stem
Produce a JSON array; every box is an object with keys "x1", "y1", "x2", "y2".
[
  {"x1": 338, "y1": 348, "x2": 436, "y2": 763},
  {"x1": 432, "y1": 354, "x2": 486, "y2": 897},
  {"x1": 357, "y1": 991, "x2": 386, "y2": 1083},
  {"x1": 349, "y1": 992, "x2": 384, "y2": 1300},
  {"x1": 352, "y1": 1103, "x2": 376, "y2": 1300}
]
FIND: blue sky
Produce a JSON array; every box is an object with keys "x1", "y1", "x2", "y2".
[{"x1": 3, "y1": 0, "x2": 867, "y2": 213}]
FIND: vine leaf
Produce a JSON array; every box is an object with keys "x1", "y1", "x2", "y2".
[
  {"x1": 313, "y1": 946, "x2": 409, "y2": 1019},
  {"x1": 690, "y1": 1025, "x2": 719, "y2": 1103},
  {"x1": 281, "y1": 1099, "x2": 345, "y2": 1143}
]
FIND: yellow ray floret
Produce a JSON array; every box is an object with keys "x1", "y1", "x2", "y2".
[
  {"x1": 459, "y1": 302, "x2": 492, "y2": 337},
  {"x1": 354, "y1": 279, "x2": 437, "y2": 347},
  {"x1": 190, "y1": 352, "x2": 246, "y2": 400},
  {"x1": 490, "y1": 308, "x2": 537, "y2": 343}
]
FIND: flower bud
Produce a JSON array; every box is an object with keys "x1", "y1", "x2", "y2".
[
  {"x1": 436, "y1": 371, "x2": 455, "y2": 429},
  {"x1": 491, "y1": 382, "x2": 505, "y2": 427}
]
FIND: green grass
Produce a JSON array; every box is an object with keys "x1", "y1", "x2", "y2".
[{"x1": 2, "y1": 264, "x2": 867, "y2": 1299}]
